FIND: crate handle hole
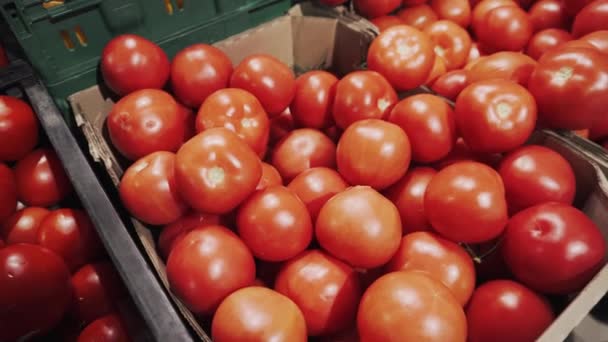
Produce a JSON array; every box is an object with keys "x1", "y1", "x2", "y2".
[
  {"x1": 74, "y1": 26, "x2": 88, "y2": 47},
  {"x1": 163, "y1": 0, "x2": 174, "y2": 15},
  {"x1": 60, "y1": 30, "x2": 75, "y2": 50},
  {"x1": 43, "y1": 0, "x2": 65, "y2": 9}
]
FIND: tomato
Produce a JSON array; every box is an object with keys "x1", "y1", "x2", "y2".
[
  {"x1": 1, "y1": 207, "x2": 49, "y2": 245},
  {"x1": 157, "y1": 212, "x2": 220, "y2": 260},
  {"x1": 230, "y1": 54, "x2": 295, "y2": 116},
  {"x1": 580, "y1": 30, "x2": 608, "y2": 54},
  {"x1": 527, "y1": 45, "x2": 608, "y2": 129},
  {"x1": 565, "y1": 0, "x2": 595, "y2": 16},
  {"x1": 287, "y1": 167, "x2": 348, "y2": 222},
  {"x1": 367, "y1": 25, "x2": 435, "y2": 91},
  {"x1": 466, "y1": 280, "x2": 555, "y2": 342},
  {"x1": 0, "y1": 163, "x2": 16, "y2": 224},
  {"x1": 471, "y1": 0, "x2": 517, "y2": 32},
  {"x1": 431, "y1": 70, "x2": 469, "y2": 100},
  {"x1": 77, "y1": 314, "x2": 131, "y2": 342},
  {"x1": 337, "y1": 119, "x2": 411, "y2": 190},
  {"x1": 526, "y1": 29, "x2": 573, "y2": 60},
  {"x1": 316, "y1": 186, "x2": 402, "y2": 268},
  {"x1": 357, "y1": 271, "x2": 467, "y2": 342},
  {"x1": 425, "y1": 161, "x2": 508, "y2": 243},
  {"x1": 466, "y1": 42, "x2": 484, "y2": 66},
  {"x1": 196, "y1": 88, "x2": 269, "y2": 157},
  {"x1": 385, "y1": 232, "x2": 475, "y2": 306},
  {"x1": 275, "y1": 250, "x2": 362, "y2": 336},
  {"x1": 502, "y1": 202, "x2": 606, "y2": 294},
  {"x1": 14, "y1": 148, "x2": 73, "y2": 207},
  {"x1": 0, "y1": 96, "x2": 39, "y2": 162},
  {"x1": 119, "y1": 151, "x2": 188, "y2": 226},
  {"x1": 256, "y1": 162, "x2": 283, "y2": 190},
  {"x1": 528, "y1": 0, "x2": 569, "y2": 32},
  {"x1": 107, "y1": 89, "x2": 185, "y2": 160},
  {"x1": 353, "y1": 0, "x2": 401, "y2": 18},
  {"x1": 403, "y1": 0, "x2": 428, "y2": 4},
  {"x1": 456, "y1": 79, "x2": 537, "y2": 153},
  {"x1": 0, "y1": 244, "x2": 71, "y2": 341},
  {"x1": 574, "y1": 128, "x2": 590, "y2": 139},
  {"x1": 271, "y1": 128, "x2": 336, "y2": 182},
  {"x1": 269, "y1": 108, "x2": 295, "y2": 145},
  {"x1": 101, "y1": 34, "x2": 169, "y2": 96},
  {"x1": 289, "y1": 70, "x2": 338, "y2": 129},
  {"x1": 424, "y1": 21, "x2": 472, "y2": 71},
  {"x1": 431, "y1": 0, "x2": 471, "y2": 27},
  {"x1": 170, "y1": 44, "x2": 233, "y2": 108},
  {"x1": 572, "y1": 0, "x2": 608, "y2": 37},
  {"x1": 426, "y1": 54, "x2": 448, "y2": 84},
  {"x1": 499, "y1": 145, "x2": 576, "y2": 214},
  {"x1": 433, "y1": 137, "x2": 503, "y2": 170},
  {"x1": 475, "y1": 6, "x2": 533, "y2": 52},
  {"x1": 71, "y1": 262, "x2": 126, "y2": 325},
  {"x1": 389, "y1": 94, "x2": 456, "y2": 163},
  {"x1": 332, "y1": 71, "x2": 397, "y2": 129},
  {"x1": 175, "y1": 128, "x2": 262, "y2": 214},
  {"x1": 370, "y1": 16, "x2": 405, "y2": 32},
  {"x1": 467, "y1": 51, "x2": 537, "y2": 86},
  {"x1": 212, "y1": 287, "x2": 307, "y2": 342},
  {"x1": 396, "y1": 5, "x2": 438, "y2": 30}
]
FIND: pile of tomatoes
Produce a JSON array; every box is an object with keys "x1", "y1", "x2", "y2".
[
  {"x1": 96, "y1": 0, "x2": 608, "y2": 340},
  {"x1": 0, "y1": 96, "x2": 135, "y2": 341}
]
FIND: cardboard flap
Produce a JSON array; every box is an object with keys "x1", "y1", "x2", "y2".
[{"x1": 292, "y1": 16, "x2": 337, "y2": 73}]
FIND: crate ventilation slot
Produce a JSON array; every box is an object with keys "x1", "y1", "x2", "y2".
[
  {"x1": 60, "y1": 27, "x2": 88, "y2": 50},
  {"x1": 43, "y1": 0, "x2": 65, "y2": 9},
  {"x1": 164, "y1": 0, "x2": 184, "y2": 15}
]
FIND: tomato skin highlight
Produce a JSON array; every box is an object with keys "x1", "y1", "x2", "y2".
[
  {"x1": 397, "y1": 5, "x2": 438, "y2": 30},
  {"x1": 1, "y1": 207, "x2": 50, "y2": 245},
  {"x1": 0, "y1": 96, "x2": 39, "y2": 162},
  {"x1": 290, "y1": 71, "x2": 338, "y2": 129}
]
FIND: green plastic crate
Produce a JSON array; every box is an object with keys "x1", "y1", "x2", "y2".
[{"x1": 0, "y1": 0, "x2": 291, "y2": 113}]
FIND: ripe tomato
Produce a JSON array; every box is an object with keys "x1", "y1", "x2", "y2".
[
  {"x1": 425, "y1": 161, "x2": 508, "y2": 243},
  {"x1": 467, "y1": 51, "x2": 537, "y2": 86},
  {"x1": 77, "y1": 314, "x2": 131, "y2": 342},
  {"x1": 196, "y1": 88, "x2": 270, "y2": 157},
  {"x1": 0, "y1": 244, "x2": 71, "y2": 341},
  {"x1": 426, "y1": 54, "x2": 448, "y2": 84},
  {"x1": 527, "y1": 45, "x2": 608, "y2": 129},
  {"x1": 290, "y1": 71, "x2": 338, "y2": 129},
  {"x1": 466, "y1": 42, "x2": 484, "y2": 66},
  {"x1": 357, "y1": 271, "x2": 467, "y2": 342},
  {"x1": 499, "y1": 145, "x2": 576, "y2": 214},
  {"x1": 14, "y1": 148, "x2": 72, "y2": 207},
  {"x1": 502, "y1": 202, "x2": 606, "y2": 294},
  {"x1": 471, "y1": 0, "x2": 517, "y2": 32},
  {"x1": 175, "y1": 128, "x2": 262, "y2": 214},
  {"x1": 275, "y1": 250, "x2": 362, "y2": 336},
  {"x1": 287, "y1": 167, "x2": 348, "y2": 222},
  {"x1": 316, "y1": 186, "x2": 402, "y2": 268},
  {"x1": 423, "y1": 21, "x2": 472, "y2": 71},
  {"x1": 256, "y1": 162, "x2": 283, "y2": 190},
  {"x1": 367, "y1": 25, "x2": 435, "y2": 91},
  {"x1": 526, "y1": 29, "x2": 573, "y2": 60},
  {"x1": 101, "y1": 34, "x2": 169, "y2": 96},
  {"x1": 170, "y1": 44, "x2": 233, "y2": 108},
  {"x1": 466, "y1": 280, "x2": 554, "y2": 342},
  {"x1": 353, "y1": 0, "x2": 401, "y2": 18},
  {"x1": 332, "y1": 71, "x2": 397, "y2": 129},
  {"x1": 212, "y1": 287, "x2": 307, "y2": 342},
  {"x1": 237, "y1": 185, "x2": 313, "y2": 262},
  {"x1": 269, "y1": 108, "x2": 295, "y2": 145},
  {"x1": 580, "y1": 30, "x2": 608, "y2": 55},
  {"x1": 431, "y1": 69, "x2": 469, "y2": 100},
  {"x1": 107, "y1": 89, "x2": 186, "y2": 160},
  {"x1": 572, "y1": 0, "x2": 608, "y2": 37},
  {"x1": 385, "y1": 232, "x2": 475, "y2": 306},
  {"x1": 120, "y1": 151, "x2": 188, "y2": 226},
  {"x1": 0, "y1": 163, "x2": 16, "y2": 224},
  {"x1": 389, "y1": 94, "x2": 456, "y2": 163},
  {"x1": 565, "y1": 0, "x2": 595, "y2": 16},
  {"x1": 158, "y1": 212, "x2": 220, "y2": 260},
  {"x1": 0, "y1": 96, "x2": 38, "y2": 162},
  {"x1": 271, "y1": 128, "x2": 336, "y2": 182},
  {"x1": 528, "y1": 0, "x2": 569, "y2": 32},
  {"x1": 396, "y1": 5, "x2": 438, "y2": 30},
  {"x1": 475, "y1": 6, "x2": 533, "y2": 52},
  {"x1": 1, "y1": 207, "x2": 49, "y2": 245},
  {"x1": 431, "y1": 0, "x2": 471, "y2": 27},
  {"x1": 337, "y1": 119, "x2": 411, "y2": 190},
  {"x1": 455, "y1": 79, "x2": 537, "y2": 153},
  {"x1": 370, "y1": 16, "x2": 405, "y2": 32},
  {"x1": 433, "y1": 137, "x2": 503, "y2": 170},
  {"x1": 230, "y1": 54, "x2": 295, "y2": 116}
]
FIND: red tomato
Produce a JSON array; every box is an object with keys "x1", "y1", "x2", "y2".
[
  {"x1": 425, "y1": 161, "x2": 508, "y2": 243},
  {"x1": 502, "y1": 202, "x2": 606, "y2": 294},
  {"x1": 119, "y1": 151, "x2": 188, "y2": 225},
  {"x1": 275, "y1": 250, "x2": 362, "y2": 336},
  {"x1": 526, "y1": 28, "x2": 573, "y2": 60},
  {"x1": 0, "y1": 163, "x2": 16, "y2": 224},
  {"x1": 370, "y1": 16, "x2": 405, "y2": 32},
  {"x1": 0, "y1": 244, "x2": 71, "y2": 341},
  {"x1": 212, "y1": 287, "x2": 307, "y2": 342},
  {"x1": 170, "y1": 44, "x2": 233, "y2": 108},
  {"x1": 14, "y1": 148, "x2": 73, "y2": 207},
  {"x1": 290, "y1": 71, "x2": 338, "y2": 129},
  {"x1": 256, "y1": 162, "x2": 283, "y2": 190},
  {"x1": 423, "y1": 21, "x2": 472, "y2": 71},
  {"x1": 332, "y1": 71, "x2": 397, "y2": 129},
  {"x1": 271, "y1": 128, "x2": 336, "y2": 182},
  {"x1": 389, "y1": 94, "x2": 456, "y2": 163},
  {"x1": 230, "y1": 54, "x2": 295, "y2": 116},
  {"x1": 316, "y1": 186, "x2": 402, "y2": 268},
  {"x1": 456, "y1": 79, "x2": 537, "y2": 153},
  {"x1": 385, "y1": 232, "x2": 475, "y2": 306},
  {"x1": 357, "y1": 271, "x2": 467, "y2": 342},
  {"x1": 471, "y1": 0, "x2": 518, "y2": 32},
  {"x1": 528, "y1": 0, "x2": 569, "y2": 32},
  {"x1": 467, "y1": 51, "x2": 537, "y2": 86},
  {"x1": 572, "y1": 0, "x2": 608, "y2": 37},
  {"x1": 287, "y1": 167, "x2": 348, "y2": 222},
  {"x1": 71, "y1": 262, "x2": 126, "y2": 325},
  {"x1": 353, "y1": 0, "x2": 401, "y2": 18},
  {"x1": 397, "y1": 5, "x2": 438, "y2": 30},
  {"x1": 431, "y1": 0, "x2": 472, "y2": 27},
  {"x1": 580, "y1": 30, "x2": 608, "y2": 54},
  {"x1": 177, "y1": 102, "x2": 196, "y2": 142},
  {"x1": 0, "y1": 96, "x2": 39, "y2": 162},
  {"x1": 431, "y1": 69, "x2": 469, "y2": 100},
  {"x1": 466, "y1": 280, "x2": 555, "y2": 342},
  {"x1": 499, "y1": 145, "x2": 576, "y2": 214},
  {"x1": 527, "y1": 45, "x2": 608, "y2": 129},
  {"x1": 101, "y1": 34, "x2": 169, "y2": 96},
  {"x1": 269, "y1": 108, "x2": 295, "y2": 145},
  {"x1": 77, "y1": 314, "x2": 131, "y2": 342},
  {"x1": 175, "y1": 128, "x2": 262, "y2": 214},
  {"x1": 167, "y1": 225, "x2": 256, "y2": 315},
  {"x1": 475, "y1": 5, "x2": 533, "y2": 52},
  {"x1": 426, "y1": 54, "x2": 448, "y2": 84},
  {"x1": 1, "y1": 207, "x2": 49, "y2": 245},
  {"x1": 433, "y1": 137, "x2": 503, "y2": 170},
  {"x1": 157, "y1": 212, "x2": 220, "y2": 260},
  {"x1": 337, "y1": 119, "x2": 411, "y2": 190},
  {"x1": 237, "y1": 186, "x2": 313, "y2": 262},
  {"x1": 565, "y1": 0, "x2": 595, "y2": 16},
  {"x1": 107, "y1": 89, "x2": 186, "y2": 160},
  {"x1": 196, "y1": 88, "x2": 269, "y2": 157},
  {"x1": 403, "y1": 0, "x2": 428, "y2": 4},
  {"x1": 466, "y1": 42, "x2": 484, "y2": 66}
]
